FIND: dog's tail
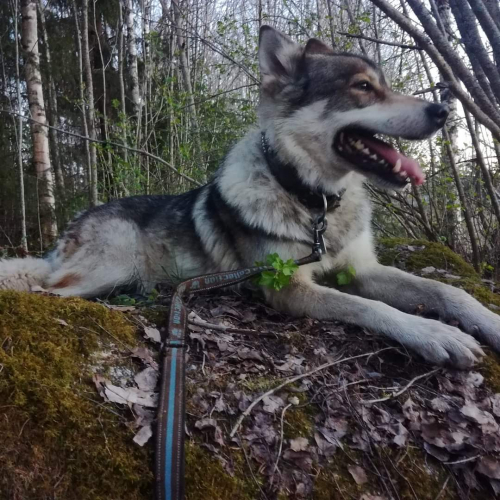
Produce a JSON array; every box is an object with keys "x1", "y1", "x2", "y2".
[{"x1": 0, "y1": 257, "x2": 52, "y2": 292}]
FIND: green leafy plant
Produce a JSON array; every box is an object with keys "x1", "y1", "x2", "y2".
[
  {"x1": 336, "y1": 265, "x2": 356, "y2": 286},
  {"x1": 254, "y1": 253, "x2": 299, "y2": 291}
]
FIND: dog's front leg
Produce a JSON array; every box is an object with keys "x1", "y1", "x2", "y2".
[
  {"x1": 352, "y1": 264, "x2": 500, "y2": 354},
  {"x1": 264, "y1": 269, "x2": 483, "y2": 368}
]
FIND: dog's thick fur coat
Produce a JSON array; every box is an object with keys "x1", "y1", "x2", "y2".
[{"x1": 1, "y1": 27, "x2": 498, "y2": 368}]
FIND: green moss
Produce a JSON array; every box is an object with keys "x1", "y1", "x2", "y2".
[
  {"x1": 391, "y1": 447, "x2": 454, "y2": 500},
  {"x1": 138, "y1": 304, "x2": 169, "y2": 326},
  {"x1": 479, "y1": 352, "x2": 500, "y2": 393},
  {"x1": 314, "y1": 449, "x2": 369, "y2": 499},
  {"x1": 239, "y1": 376, "x2": 280, "y2": 392},
  {"x1": 0, "y1": 291, "x2": 152, "y2": 500},
  {"x1": 185, "y1": 442, "x2": 259, "y2": 500},
  {"x1": 377, "y1": 238, "x2": 477, "y2": 278},
  {"x1": 313, "y1": 447, "x2": 455, "y2": 500},
  {"x1": 462, "y1": 280, "x2": 500, "y2": 310},
  {"x1": 283, "y1": 406, "x2": 314, "y2": 439}
]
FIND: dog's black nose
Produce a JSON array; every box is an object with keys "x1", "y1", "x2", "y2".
[{"x1": 426, "y1": 103, "x2": 449, "y2": 127}]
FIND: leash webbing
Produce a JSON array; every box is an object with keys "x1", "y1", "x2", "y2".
[{"x1": 155, "y1": 252, "x2": 321, "y2": 500}]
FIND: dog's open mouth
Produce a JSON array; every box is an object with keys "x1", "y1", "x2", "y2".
[{"x1": 333, "y1": 129, "x2": 425, "y2": 187}]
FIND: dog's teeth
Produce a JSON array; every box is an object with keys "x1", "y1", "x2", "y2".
[
  {"x1": 362, "y1": 148, "x2": 370, "y2": 155},
  {"x1": 370, "y1": 154, "x2": 378, "y2": 160},
  {"x1": 378, "y1": 159, "x2": 385, "y2": 165},
  {"x1": 393, "y1": 159, "x2": 401, "y2": 173},
  {"x1": 338, "y1": 146, "x2": 343, "y2": 152},
  {"x1": 399, "y1": 171, "x2": 407, "y2": 178},
  {"x1": 354, "y1": 140, "x2": 364, "y2": 150}
]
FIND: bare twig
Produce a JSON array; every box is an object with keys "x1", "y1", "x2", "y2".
[
  {"x1": 188, "y1": 317, "x2": 273, "y2": 336},
  {"x1": 270, "y1": 403, "x2": 292, "y2": 485},
  {"x1": 433, "y1": 474, "x2": 451, "y2": 500},
  {"x1": 229, "y1": 347, "x2": 393, "y2": 438},
  {"x1": 337, "y1": 31, "x2": 421, "y2": 50},
  {"x1": 443, "y1": 455, "x2": 480, "y2": 465},
  {"x1": 361, "y1": 369, "x2": 440, "y2": 404}
]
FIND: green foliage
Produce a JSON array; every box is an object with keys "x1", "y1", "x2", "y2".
[
  {"x1": 254, "y1": 253, "x2": 299, "y2": 291},
  {"x1": 336, "y1": 265, "x2": 356, "y2": 286}
]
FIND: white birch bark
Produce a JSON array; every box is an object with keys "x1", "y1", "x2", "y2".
[
  {"x1": 21, "y1": 0, "x2": 57, "y2": 246},
  {"x1": 82, "y1": 0, "x2": 98, "y2": 206},
  {"x1": 15, "y1": 0, "x2": 28, "y2": 251}
]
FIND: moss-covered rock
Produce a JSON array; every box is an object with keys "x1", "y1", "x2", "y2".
[
  {"x1": 377, "y1": 238, "x2": 477, "y2": 277},
  {"x1": 0, "y1": 291, "x2": 152, "y2": 500},
  {"x1": 377, "y1": 238, "x2": 500, "y2": 309},
  {"x1": 2, "y1": 239, "x2": 500, "y2": 499}
]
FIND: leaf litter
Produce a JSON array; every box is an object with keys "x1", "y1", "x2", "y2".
[{"x1": 88, "y1": 288, "x2": 500, "y2": 498}]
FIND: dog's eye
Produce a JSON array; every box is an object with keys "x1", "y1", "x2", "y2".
[{"x1": 354, "y1": 81, "x2": 373, "y2": 91}]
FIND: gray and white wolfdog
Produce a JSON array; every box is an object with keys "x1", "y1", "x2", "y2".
[{"x1": 1, "y1": 26, "x2": 498, "y2": 368}]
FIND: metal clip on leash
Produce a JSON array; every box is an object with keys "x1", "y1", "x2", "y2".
[{"x1": 312, "y1": 194, "x2": 328, "y2": 256}]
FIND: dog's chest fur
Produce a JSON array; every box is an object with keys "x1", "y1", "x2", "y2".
[{"x1": 210, "y1": 130, "x2": 372, "y2": 275}]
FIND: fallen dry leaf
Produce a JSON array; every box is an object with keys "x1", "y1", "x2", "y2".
[
  {"x1": 289, "y1": 437, "x2": 309, "y2": 452},
  {"x1": 131, "y1": 346, "x2": 158, "y2": 370},
  {"x1": 104, "y1": 382, "x2": 158, "y2": 407},
  {"x1": 133, "y1": 425, "x2": 153, "y2": 446},
  {"x1": 134, "y1": 367, "x2": 158, "y2": 392},
  {"x1": 144, "y1": 326, "x2": 161, "y2": 343},
  {"x1": 262, "y1": 395, "x2": 284, "y2": 414},
  {"x1": 477, "y1": 457, "x2": 500, "y2": 480},
  {"x1": 348, "y1": 465, "x2": 368, "y2": 485}
]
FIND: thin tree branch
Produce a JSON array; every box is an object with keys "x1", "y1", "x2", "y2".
[
  {"x1": 229, "y1": 348, "x2": 394, "y2": 438},
  {"x1": 337, "y1": 31, "x2": 422, "y2": 50},
  {"x1": 0, "y1": 108, "x2": 203, "y2": 187}
]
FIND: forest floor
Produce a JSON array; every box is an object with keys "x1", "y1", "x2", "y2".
[{"x1": 1, "y1": 239, "x2": 500, "y2": 499}]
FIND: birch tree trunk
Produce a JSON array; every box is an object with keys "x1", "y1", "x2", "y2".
[
  {"x1": 15, "y1": 0, "x2": 28, "y2": 251},
  {"x1": 21, "y1": 0, "x2": 57, "y2": 247},
  {"x1": 124, "y1": 0, "x2": 141, "y2": 130},
  {"x1": 118, "y1": 0, "x2": 129, "y2": 184},
  {"x1": 37, "y1": 0, "x2": 65, "y2": 205},
  {"x1": 82, "y1": 0, "x2": 98, "y2": 206}
]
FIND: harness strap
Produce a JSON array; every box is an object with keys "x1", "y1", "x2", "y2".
[{"x1": 155, "y1": 252, "x2": 321, "y2": 500}]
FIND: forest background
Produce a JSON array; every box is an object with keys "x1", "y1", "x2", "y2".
[{"x1": 0, "y1": 0, "x2": 499, "y2": 278}]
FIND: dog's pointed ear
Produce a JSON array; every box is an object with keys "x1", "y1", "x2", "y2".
[
  {"x1": 259, "y1": 26, "x2": 303, "y2": 92},
  {"x1": 304, "y1": 38, "x2": 334, "y2": 55}
]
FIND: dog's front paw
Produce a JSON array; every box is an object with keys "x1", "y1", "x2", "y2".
[
  {"x1": 459, "y1": 306, "x2": 500, "y2": 353},
  {"x1": 399, "y1": 317, "x2": 485, "y2": 369}
]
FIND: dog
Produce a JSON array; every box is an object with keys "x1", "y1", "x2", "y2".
[{"x1": 1, "y1": 26, "x2": 497, "y2": 368}]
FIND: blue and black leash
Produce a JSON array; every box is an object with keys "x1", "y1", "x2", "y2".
[{"x1": 155, "y1": 194, "x2": 335, "y2": 500}]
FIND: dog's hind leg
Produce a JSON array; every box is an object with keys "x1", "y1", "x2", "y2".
[
  {"x1": 0, "y1": 257, "x2": 52, "y2": 291},
  {"x1": 264, "y1": 268, "x2": 484, "y2": 368},
  {"x1": 46, "y1": 218, "x2": 149, "y2": 298},
  {"x1": 47, "y1": 263, "x2": 137, "y2": 298}
]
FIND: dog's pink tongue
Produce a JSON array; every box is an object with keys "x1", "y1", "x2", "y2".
[{"x1": 361, "y1": 136, "x2": 426, "y2": 186}]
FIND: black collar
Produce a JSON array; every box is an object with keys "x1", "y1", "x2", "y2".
[{"x1": 261, "y1": 132, "x2": 344, "y2": 211}]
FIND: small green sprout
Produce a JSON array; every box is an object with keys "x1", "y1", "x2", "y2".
[
  {"x1": 254, "y1": 253, "x2": 299, "y2": 291},
  {"x1": 336, "y1": 265, "x2": 356, "y2": 286}
]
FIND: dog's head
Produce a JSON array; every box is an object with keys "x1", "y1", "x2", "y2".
[{"x1": 258, "y1": 26, "x2": 448, "y2": 190}]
